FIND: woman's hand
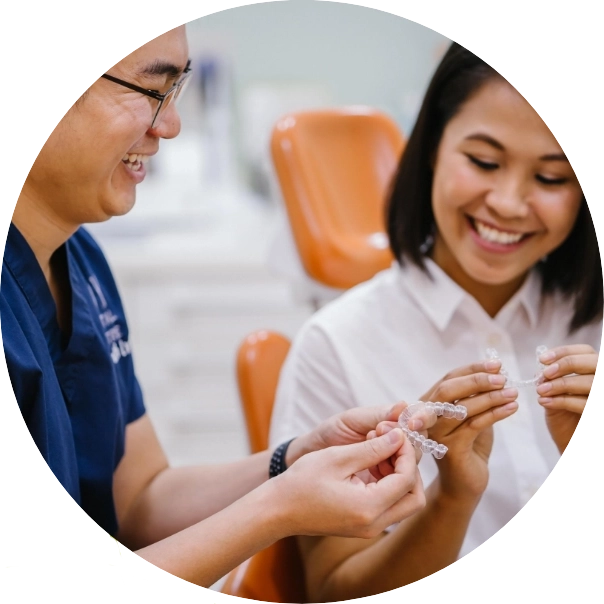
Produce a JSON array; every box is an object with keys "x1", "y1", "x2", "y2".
[
  {"x1": 536, "y1": 344, "x2": 598, "y2": 453},
  {"x1": 418, "y1": 360, "x2": 519, "y2": 501},
  {"x1": 274, "y1": 429, "x2": 425, "y2": 539}
]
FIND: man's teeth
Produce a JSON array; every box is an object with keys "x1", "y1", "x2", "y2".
[
  {"x1": 122, "y1": 153, "x2": 150, "y2": 166},
  {"x1": 474, "y1": 219, "x2": 524, "y2": 245}
]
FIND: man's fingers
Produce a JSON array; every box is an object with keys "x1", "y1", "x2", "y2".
[
  {"x1": 337, "y1": 429, "x2": 406, "y2": 475},
  {"x1": 340, "y1": 405, "x2": 401, "y2": 435},
  {"x1": 362, "y1": 439, "x2": 419, "y2": 510},
  {"x1": 385, "y1": 402, "x2": 409, "y2": 422},
  {"x1": 372, "y1": 470, "x2": 426, "y2": 530}
]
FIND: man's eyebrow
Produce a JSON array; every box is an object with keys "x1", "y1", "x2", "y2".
[
  {"x1": 136, "y1": 60, "x2": 187, "y2": 79},
  {"x1": 465, "y1": 133, "x2": 568, "y2": 162}
]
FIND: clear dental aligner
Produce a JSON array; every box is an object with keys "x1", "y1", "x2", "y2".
[
  {"x1": 398, "y1": 401, "x2": 467, "y2": 460},
  {"x1": 485, "y1": 345, "x2": 548, "y2": 388}
]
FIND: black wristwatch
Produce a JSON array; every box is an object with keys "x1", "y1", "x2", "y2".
[{"x1": 269, "y1": 438, "x2": 296, "y2": 478}]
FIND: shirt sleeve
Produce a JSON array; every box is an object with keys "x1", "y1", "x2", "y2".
[
  {"x1": 269, "y1": 321, "x2": 358, "y2": 447},
  {"x1": 128, "y1": 375, "x2": 146, "y2": 424}
]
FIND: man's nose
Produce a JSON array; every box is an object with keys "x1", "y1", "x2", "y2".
[{"x1": 148, "y1": 102, "x2": 182, "y2": 140}]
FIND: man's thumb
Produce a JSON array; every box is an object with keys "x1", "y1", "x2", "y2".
[{"x1": 342, "y1": 428, "x2": 404, "y2": 473}]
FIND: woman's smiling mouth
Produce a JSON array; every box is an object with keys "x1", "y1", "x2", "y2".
[{"x1": 467, "y1": 216, "x2": 534, "y2": 251}]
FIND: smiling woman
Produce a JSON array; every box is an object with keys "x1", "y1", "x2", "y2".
[
  {"x1": 269, "y1": 41, "x2": 602, "y2": 601},
  {"x1": 430, "y1": 77, "x2": 584, "y2": 315}
]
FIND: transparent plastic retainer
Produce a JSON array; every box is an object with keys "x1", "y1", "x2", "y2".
[
  {"x1": 485, "y1": 345, "x2": 548, "y2": 388},
  {"x1": 398, "y1": 401, "x2": 467, "y2": 460}
]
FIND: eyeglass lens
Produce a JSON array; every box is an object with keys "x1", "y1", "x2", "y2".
[{"x1": 151, "y1": 73, "x2": 192, "y2": 128}]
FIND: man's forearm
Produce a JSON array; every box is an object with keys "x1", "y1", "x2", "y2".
[
  {"x1": 303, "y1": 479, "x2": 480, "y2": 601},
  {"x1": 135, "y1": 476, "x2": 289, "y2": 587},
  {"x1": 118, "y1": 449, "x2": 273, "y2": 548}
]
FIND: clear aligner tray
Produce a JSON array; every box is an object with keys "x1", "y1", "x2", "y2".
[
  {"x1": 398, "y1": 401, "x2": 467, "y2": 459},
  {"x1": 485, "y1": 345, "x2": 548, "y2": 388}
]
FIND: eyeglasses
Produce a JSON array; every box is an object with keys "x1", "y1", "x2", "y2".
[{"x1": 101, "y1": 60, "x2": 192, "y2": 128}]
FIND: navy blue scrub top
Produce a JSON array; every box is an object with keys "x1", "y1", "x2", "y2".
[{"x1": 1, "y1": 223, "x2": 145, "y2": 536}]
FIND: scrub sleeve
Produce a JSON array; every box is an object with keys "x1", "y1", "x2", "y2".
[{"x1": 1, "y1": 224, "x2": 145, "y2": 535}]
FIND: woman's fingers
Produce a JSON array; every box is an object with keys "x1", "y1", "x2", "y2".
[
  {"x1": 438, "y1": 360, "x2": 503, "y2": 381},
  {"x1": 538, "y1": 395, "x2": 586, "y2": 414},
  {"x1": 429, "y1": 386, "x2": 518, "y2": 438},
  {"x1": 428, "y1": 371, "x2": 507, "y2": 404},
  {"x1": 539, "y1": 344, "x2": 596, "y2": 364},
  {"x1": 537, "y1": 374, "x2": 593, "y2": 398},
  {"x1": 456, "y1": 387, "x2": 518, "y2": 417},
  {"x1": 458, "y1": 400, "x2": 519, "y2": 435},
  {"x1": 541, "y1": 354, "x2": 598, "y2": 379}
]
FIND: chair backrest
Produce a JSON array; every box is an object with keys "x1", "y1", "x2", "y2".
[
  {"x1": 235, "y1": 330, "x2": 291, "y2": 454},
  {"x1": 222, "y1": 330, "x2": 307, "y2": 602},
  {"x1": 271, "y1": 107, "x2": 405, "y2": 290}
]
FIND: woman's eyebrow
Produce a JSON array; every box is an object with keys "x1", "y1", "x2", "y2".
[
  {"x1": 464, "y1": 133, "x2": 504, "y2": 150},
  {"x1": 540, "y1": 152, "x2": 568, "y2": 162},
  {"x1": 465, "y1": 133, "x2": 568, "y2": 162}
]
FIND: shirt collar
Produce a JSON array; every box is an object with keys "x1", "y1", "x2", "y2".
[
  {"x1": 399, "y1": 257, "x2": 466, "y2": 332},
  {"x1": 497, "y1": 268, "x2": 542, "y2": 329},
  {"x1": 398, "y1": 257, "x2": 542, "y2": 332}
]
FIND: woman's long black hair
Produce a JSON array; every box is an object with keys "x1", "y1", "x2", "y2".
[{"x1": 387, "y1": 42, "x2": 602, "y2": 332}]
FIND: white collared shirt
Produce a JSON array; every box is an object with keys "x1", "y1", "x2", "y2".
[{"x1": 269, "y1": 259, "x2": 602, "y2": 557}]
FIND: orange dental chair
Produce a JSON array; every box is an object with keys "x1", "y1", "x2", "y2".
[
  {"x1": 270, "y1": 107, "x2": 405, "y2": 290},
  {"x1": 221, "y1": 330, "x2": 307, "y2": 602}
]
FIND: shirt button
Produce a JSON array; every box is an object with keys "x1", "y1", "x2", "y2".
[{"x1": 487, "y1": 333, "x2": 502, "y2": 347}]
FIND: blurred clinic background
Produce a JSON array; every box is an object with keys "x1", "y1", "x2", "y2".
[{"x1": 87, "y1": 2, "x2": 448, "y2": 474}]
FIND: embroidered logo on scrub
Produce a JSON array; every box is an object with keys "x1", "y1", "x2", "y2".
[{"x1": 87, "y1": 275, "x2": 132, "y2": 364}]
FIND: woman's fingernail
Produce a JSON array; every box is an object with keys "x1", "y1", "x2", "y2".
[
  {"x1": 536, "y1": 382, "x2": 552, "y2": 394},
  {"x1": 381, "y1": 424, "x2": 394, "y2": 434},
  {"x1": 489, "y1": 374, "x2": 506, "y2": 385},
  {"x1": 539, "y1": 397, "x2": 553, "y2": 405},
  {"x1": 543, "y1": 363, "x2": 559, "y2": 378},
  {"x1": 504, "y1": 401, "x2": 518, "y2": 411},
  {"x1": 502, "y1": 388, "x2": 518, "y2": 398},
  {"x1": 485, "y1": 360, "x2": 501, "y2": 371},
  {"x1": 539, "y1": 350, "x2": 556, "y2": 363}
]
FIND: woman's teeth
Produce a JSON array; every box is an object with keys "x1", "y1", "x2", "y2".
[
  {"x1": 122, "y1": 153, "x2": 150, "y2": 172},
  {"x1": 473, "y1": 218, "x2": 525, "y2": 245}
]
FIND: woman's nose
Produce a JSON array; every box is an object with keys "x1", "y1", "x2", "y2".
[
  {"x1": 485, "y1": 178, "x2": 530, "y2": 219},
  {"x1": 147, "y1": 103, "x2": 182, "y2": 140}
]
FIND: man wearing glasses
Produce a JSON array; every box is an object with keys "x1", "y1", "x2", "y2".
[{"x1": 1, "y1": 25, "x2": 426, "y2": 587}]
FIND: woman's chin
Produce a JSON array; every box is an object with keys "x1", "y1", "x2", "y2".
[{"x1": 462, "y1": 261, "x2": 530, "y2": 289}]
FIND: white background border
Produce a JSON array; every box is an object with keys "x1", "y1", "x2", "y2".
[{"x1": 1, "y1": 0, "x2": 602, "y2": 601}]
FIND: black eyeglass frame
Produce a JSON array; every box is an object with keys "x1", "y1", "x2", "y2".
[{"x1": 101, "y1": 59, "x2": 192, "y2": 127}]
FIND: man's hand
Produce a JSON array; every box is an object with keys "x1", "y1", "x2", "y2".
[{"x1": 275, "y1": 429, "x2": 425, "y2": 539}]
